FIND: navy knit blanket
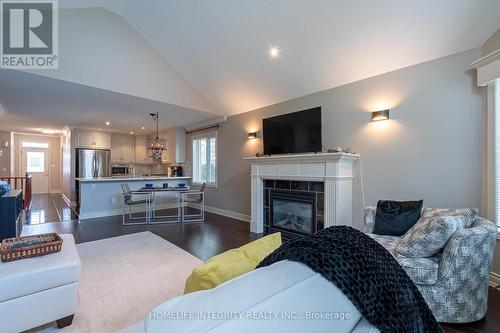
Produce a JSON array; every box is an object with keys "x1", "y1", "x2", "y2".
[{"x1": 257, "y1": 226, "x2": 442, "y2": 333}]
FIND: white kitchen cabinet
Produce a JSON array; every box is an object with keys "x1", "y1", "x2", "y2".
[
  {"x1": 75, "y1": 130, "x2": 111, "y2": 149},
  {"x1": 158, "y1": 127, "x2": 186, "y2": 164},
  {"x1": 174, "y1": 128, "x2": 186, "y2": 163},
  {"x1": 111, "y1": 133, "x2": 135, "y2": 163},
  {"x1": 93, "y1": 132, "x2": 111, "y2": 149},
  {"x1": 134, "y1": 135, "x2": 153, "y2": 163}
]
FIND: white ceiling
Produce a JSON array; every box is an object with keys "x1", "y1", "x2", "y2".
[
  {"x1": 95, "y1": 0, "x2": 500, "y2": 114},
  {"x1": 1, "y1": 0, "x2": 500, "y2": 133},
  {"x1": 0, "y1": 70, "x2": 217, "y2": 133}
]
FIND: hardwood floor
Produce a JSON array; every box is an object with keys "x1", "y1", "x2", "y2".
[
  {"x1": 21, "y1": 194, "x2": 500, "y2": 332},
  {"x1": 23, "y1": 193, "x2": 78, "y2": 224},
  {"x1": 21, "y1": 197, "x2": 260, "y2": 261}
]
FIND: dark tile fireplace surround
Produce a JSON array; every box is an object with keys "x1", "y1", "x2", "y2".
[{"x1": 263, "y1": 180, "x2": 325, "y2": 239}]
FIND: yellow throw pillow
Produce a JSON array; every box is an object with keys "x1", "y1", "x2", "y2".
[{"x1": 184, "y1": 232, "x2": 282, "y2": 294}]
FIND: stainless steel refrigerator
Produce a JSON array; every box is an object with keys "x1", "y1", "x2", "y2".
[{"x1": 76, "y1": 149, "x2": 111, "y2": 179}]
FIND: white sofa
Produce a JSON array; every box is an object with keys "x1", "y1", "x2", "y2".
[
  {"x1": 120, "y1": 260, "x2": 379, "y2": 333},
  {"x1": 0, "y1": 234, "x2": 81, "y2": 333}
]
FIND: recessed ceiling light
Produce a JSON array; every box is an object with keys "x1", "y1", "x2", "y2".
[
  {"x1": 141, "y1": 126, "x2": 145, "y2": 130},
  {"x1": 130, "y1": 131, "x2": 134, "y2": 135},
  {"x1": 105, "y1": 121, "x2": 110, "y2": 126},
  {"x1": 268, "y1": 44, "x2": 280, "y2": 59}
]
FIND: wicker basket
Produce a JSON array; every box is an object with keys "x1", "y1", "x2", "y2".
[{"x1": 0, "y1": 233, "x2": 63, "y2": 262}]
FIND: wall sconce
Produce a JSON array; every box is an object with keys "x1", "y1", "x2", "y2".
[
  {"x1": 247, "y1": 132, "x2": 258, "y2": 140},
  {"x1": 371, "y1": 110, "x2": 390, "y2": 122}
]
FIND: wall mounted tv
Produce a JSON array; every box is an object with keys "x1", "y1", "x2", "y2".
[{"x1": 263, "y1": 107, "x2": 322, "y2": 155}]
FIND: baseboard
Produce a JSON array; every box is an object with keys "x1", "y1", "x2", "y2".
[
  {"x1": 79, "y1": 200, "x2": 251, "y2": 223},
  {"x1": 490, "y1": 272, "x2": 500, "y2": 288},
  {"x1": 50, "y1": 189, "x2": 61, "y2": 194},
  {"x1": 188, "y1": 203, "x2": 250, "y2": 222},
  {"x1": 79, "y1": 203, "x2": 179, "y2": 220}
]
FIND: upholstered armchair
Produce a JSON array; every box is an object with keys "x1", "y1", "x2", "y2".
[{"x1": 364, "y1": 207, "x2": 497, "y2": 323}]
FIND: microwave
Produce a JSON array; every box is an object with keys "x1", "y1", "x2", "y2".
[{"x1": 112, "y1": 166, "x2": 130, "y2": 175}]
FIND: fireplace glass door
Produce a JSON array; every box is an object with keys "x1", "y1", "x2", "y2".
[{"x1": 270, "y1": 190, "x2": 316, "y2": 236}]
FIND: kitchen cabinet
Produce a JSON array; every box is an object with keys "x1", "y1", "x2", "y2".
[
  {"x1": 159, "y1": 127, "x2": 186, "y2": 164},
  {"x1": 93, "y1": 132, "x2": 111, "y2": 148},
  {"x1": 75, "y1": 130, "x2": 111, "y2": 149},
  {"x1": 111, "y1": 133, "x2": 135, "y2": 163},
  {"x1": 134, "y1": 135, "x2": 153, "y2": 163}
]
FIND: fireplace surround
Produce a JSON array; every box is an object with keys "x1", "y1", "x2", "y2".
[{"x1": 245, "y1": 153, "x2": 358, "y2": 233}]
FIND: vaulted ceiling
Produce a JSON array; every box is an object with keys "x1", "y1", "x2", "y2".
[{"x1": 1, "y1": 0, "x2": 499, "y2": 133}]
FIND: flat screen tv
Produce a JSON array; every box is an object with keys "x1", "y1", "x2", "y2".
[{"x1": 263, "y1": 107, "x2": 322, "y2": 155}]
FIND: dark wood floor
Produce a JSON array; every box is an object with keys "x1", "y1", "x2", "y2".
[
  {"x1": 21, "y1": 195, "x2": 259, "y2": 261},
  {"x1": 21, "y1": 194, "x2": 500, "y2": 332},
  {"x1": 22, "y1": 193, "x2": 78, "y2": 224}
]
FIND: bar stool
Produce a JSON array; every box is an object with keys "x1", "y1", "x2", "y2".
[{"x1": 181, "y1": 183, "x2": 205, "y2": 223}]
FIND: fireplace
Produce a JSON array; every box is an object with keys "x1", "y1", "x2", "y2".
[
  {"x1": 263, "y1": 180, "x2": 324, "y2": 239},
  {"x1": 270, "y1": 190, "x2": 316, "y2": 237},
  {"x1": 246, "y1": 153, "x2": 358, "y2": 233}
]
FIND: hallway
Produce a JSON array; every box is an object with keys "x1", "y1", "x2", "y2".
[{"x1": 23, "y1": 193, "x2": 78, "y2": 224}]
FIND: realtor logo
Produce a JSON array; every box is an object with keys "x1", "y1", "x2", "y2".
[{"x1": 1, "y1": 0, "x2": 58, "y2": 69}]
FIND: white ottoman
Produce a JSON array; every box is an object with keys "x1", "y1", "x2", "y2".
[{"x1": 0, "y1": 234, "x2": 81, "y2": 333}]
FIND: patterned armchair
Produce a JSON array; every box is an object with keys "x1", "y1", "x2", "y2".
[{"x1": 364, "y1": 207, "x2": 497, "y2": 323}]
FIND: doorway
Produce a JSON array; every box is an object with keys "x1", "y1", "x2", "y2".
[
  {"x1": 15, "y1": 134, "x2": 61, "y2": 195},
  {"x1": 22, "y1": 147, "x2": 49, "y2": 194}
]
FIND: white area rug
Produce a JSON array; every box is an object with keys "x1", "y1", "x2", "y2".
[{"x1": 34, "y1": 232, "x2": 202, "y2": 333}]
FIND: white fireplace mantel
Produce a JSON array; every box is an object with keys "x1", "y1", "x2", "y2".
[{"x1": 244, "y1": 152, "x2": 359, "y2": 233}]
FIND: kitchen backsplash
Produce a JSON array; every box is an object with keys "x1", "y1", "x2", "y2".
[{"x1": 114, "y1": 162, "x2": 187, "y2": 176}]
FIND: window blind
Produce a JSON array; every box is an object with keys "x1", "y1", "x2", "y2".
[
  {"x1": 495, "y1": 79, "x2": 500, "y2": 225},
  {"x1": 192, "y1": 130, "x2": 217, "y2": 185}
]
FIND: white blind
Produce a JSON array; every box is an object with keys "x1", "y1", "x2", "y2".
[
  {"x1": 192, "y1": 130, "x2": 217, "y2": 185},
  {"x1": 495, "y1": 79, "x2": 500, "y2": 225}
]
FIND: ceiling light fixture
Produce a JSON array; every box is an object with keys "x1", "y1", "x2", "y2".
[
  {"x1": 148, "y1": 112, "x2": 166, "y2": 160},
  {"x1": 141, "y1": 126, "x2": 145, "y2": 130},
  {"x1": 268, "y1": 44, "x2": 280, "y2": 59},
  {"x1": 130, "y1": 131, "x2": 134, "y2": 135},
  {"x1": 105, "y1": 121, "x2": 110, "y2": 126}
]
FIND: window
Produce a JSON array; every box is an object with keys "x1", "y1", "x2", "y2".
[
  {"x1": 192, "y1": 131, "x2": 217, "y2": 185},
  {"x1": 26, "y1": 151, "x2": 45, "y2": 173},
  {"x1": 22, "y1": 141, "x2": 49, "y2": 148}
]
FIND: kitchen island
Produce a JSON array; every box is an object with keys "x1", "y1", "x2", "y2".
[{"x1": 76, "y1": 176, "x2": 191, "y2": 220}]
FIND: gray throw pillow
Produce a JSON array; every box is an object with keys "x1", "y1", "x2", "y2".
[
  {"x1": 420, "y1": 208, "x2": 479, "y2": 228},
  {"x1": 395, "y1": 215, "x2": 467, "y2": 258}
]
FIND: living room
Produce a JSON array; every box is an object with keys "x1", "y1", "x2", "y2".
[{"x1": 0, "y1": 1, "x2": 500, "y2": 332}]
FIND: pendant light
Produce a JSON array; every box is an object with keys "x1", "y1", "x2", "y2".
[{"x1": 148, "y1": 112, "x2": 166, "y2": 159}]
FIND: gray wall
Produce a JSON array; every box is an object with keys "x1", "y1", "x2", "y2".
[
  {"x1": 189, "y1": 48, "x2": 483, "y2": 232},
  {"x1": 493, "y1": 247, "x2": 500, "y2": 276},
  {"x1": 0, "y1": 131, "x2": 11, "y2": 177}
]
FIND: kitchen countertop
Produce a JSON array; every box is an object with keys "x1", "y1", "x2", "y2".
[{"x1": 76, "y1": 176, "x2": 191, "y2": 182}]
